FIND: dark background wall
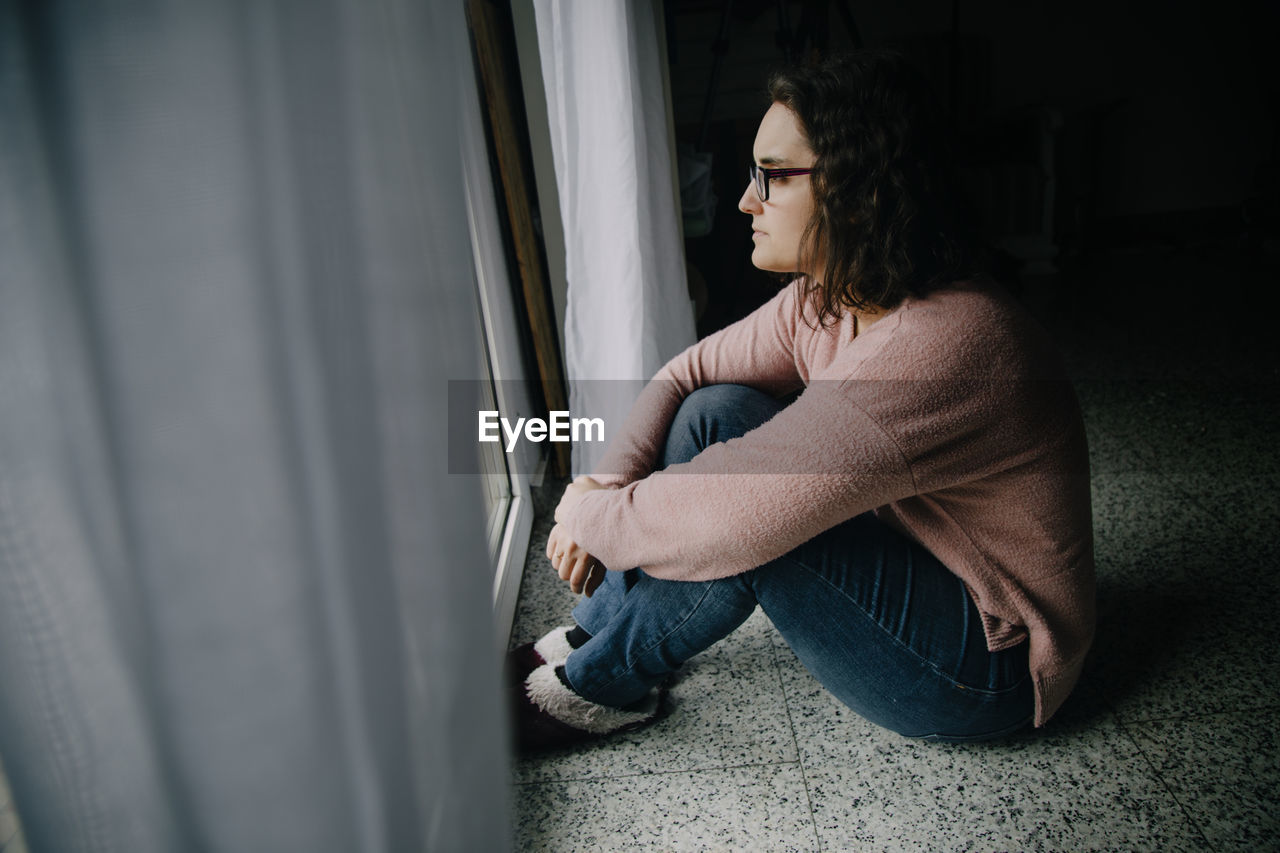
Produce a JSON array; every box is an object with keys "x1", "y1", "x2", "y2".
[{"x1": 663, "y1": 0, "x2": 1279, "y2": 336}]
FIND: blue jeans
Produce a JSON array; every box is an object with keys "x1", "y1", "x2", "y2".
[{"x1": 566, "y1": 383, "x2": 1034, "y2": 741}]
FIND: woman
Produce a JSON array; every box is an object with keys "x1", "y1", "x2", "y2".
[{"x1": 510, "y1": 50, "x2": 1094, "y2": 751}]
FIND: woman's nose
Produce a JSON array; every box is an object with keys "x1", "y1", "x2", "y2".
[{"x1": 738, "y1": 181, "x2": 761, "y2": 214}]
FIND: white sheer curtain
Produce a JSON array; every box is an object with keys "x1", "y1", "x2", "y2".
[
  {"x1": 533, "y1": 0, "x2": 697, "y2": 476},
  {"x1": 0, "y1": 2, "x2": 509, "y2": 851}
]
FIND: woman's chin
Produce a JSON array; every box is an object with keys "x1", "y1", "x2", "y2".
[{"x1": 750, "y1": 251, "x2": 785, "y2": 273}]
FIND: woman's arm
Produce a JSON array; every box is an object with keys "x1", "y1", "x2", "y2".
[
  {"x1": 558, "y1": 380, "x2": 917, "y2": 582},
  {"x1": 544, "y1": 280, "x2": 809, "y2": 593},
  {"x1": 588, "y1": 280, "x2": 806, "y2": 488}
]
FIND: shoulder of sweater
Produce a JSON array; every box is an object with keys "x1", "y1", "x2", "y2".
[
  {"x1": 899, "y1": 277, "x2": 1025, "y2": 331},
  {"x1": 833, "y1": 278, "x2": 1059, "y2": 380}
]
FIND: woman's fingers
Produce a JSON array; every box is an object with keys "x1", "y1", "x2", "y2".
[
  {"x1": 546, "y1": 523, "x2": 602, "y2": 595},
  {"x1": 569, "y1": 555, "x2": 594, "y2": 595},
  {"x1": 547, "y1": 525, "x2": 573, "y2": 578},
  {"x1": 545, "y1": 525, "x2": 561, "y2": 562},
  {"x1": 557, "y1": 551, "x2": 574, "y2": 581},
  {"x1": 567, "y1": 554, "x2": 584, "y2": 592}
]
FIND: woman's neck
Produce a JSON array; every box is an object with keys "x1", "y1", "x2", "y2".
[{"x1": 853, "y1": 305, "x2": 886, "y2": 335}]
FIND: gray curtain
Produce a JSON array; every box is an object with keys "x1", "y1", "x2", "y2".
[{"x1": 0, "y1": 1, "x2": 510, "y2": 851}]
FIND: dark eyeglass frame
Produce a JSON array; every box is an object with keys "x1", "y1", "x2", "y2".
[{"x1": 749, "y1": 163, "x2": 814, "y2": 202}]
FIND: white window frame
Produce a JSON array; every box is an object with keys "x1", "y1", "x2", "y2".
[{"x1": 458, "y1": 70, "x2": 541, "y2": 648}]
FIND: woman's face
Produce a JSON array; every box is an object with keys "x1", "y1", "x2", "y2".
[{"x1": 738, "y1": 102, "x2": 817, "y2": 276}]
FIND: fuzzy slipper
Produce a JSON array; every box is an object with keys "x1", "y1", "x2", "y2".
[
  {"x1": 514, "y1": 663, "x2": 665, "y2": 752},
  {"x1": 505, "y1": 625, "x2": 577, "y2": 688}
]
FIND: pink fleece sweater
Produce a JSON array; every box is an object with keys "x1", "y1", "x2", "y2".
[{"x1": 559, "y1": 277, "x2": 1095, "y2": 726}]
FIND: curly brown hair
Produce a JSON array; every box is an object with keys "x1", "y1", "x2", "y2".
[{"x1": 768, "y1": 50, "x2": 983, "y2": 326}]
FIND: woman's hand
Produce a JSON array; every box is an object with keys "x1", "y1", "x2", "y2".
[
  {"x1": 546, "y1": 522, "x2": 607, "y2": 597},
  {"x1": 554, "y1": 475, "x2": 608, "y2": 524}
]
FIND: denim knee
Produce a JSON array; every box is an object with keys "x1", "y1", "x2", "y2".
[{"x1": 663, "y1": 384, "x2": 786, "y2": 468}]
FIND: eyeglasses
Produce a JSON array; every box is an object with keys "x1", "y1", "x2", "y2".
[{"x1": 749, "y1": 163, "x2": 814, "y2": 202}]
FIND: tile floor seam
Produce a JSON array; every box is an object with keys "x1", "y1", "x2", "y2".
[
  {"x1": 1117, "y1": 702, "x2": 1280, "y2": 727},
  {"x1": 1182, "y1": 481, "x2": 1279, "y2": 524},
  {"x1": 1167, "y1": 474, "x2": 1242, "y2": 520},
  {"x1": 770, "y1": 632, "x2": 823, "y2": 853},
  {"x1": 1115, "y1": 716, "x2": 1219, "y2": 852},
  {"x1": 514, "y1": 758, "x2": 805, "y2": 787},
  {"x1": 1122, "y1": 443, "x2": 1168, "y2": 476}
]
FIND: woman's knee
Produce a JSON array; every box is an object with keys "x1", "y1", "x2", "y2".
[{"x1": 663, "y1": 384, "x2": 786, "y2": 467}]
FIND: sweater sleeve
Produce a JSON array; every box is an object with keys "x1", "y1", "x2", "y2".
[
  {"x1": 587, "y1": 282, "x2": 806, "y2": 488},
  {"x1": 561, "y1": 378, "x2": 917, "y2": 581}
]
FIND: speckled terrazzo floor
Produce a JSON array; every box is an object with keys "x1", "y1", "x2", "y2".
[{"x1": 510, "y1": 248, "x2": 1280, "y2": 853}]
